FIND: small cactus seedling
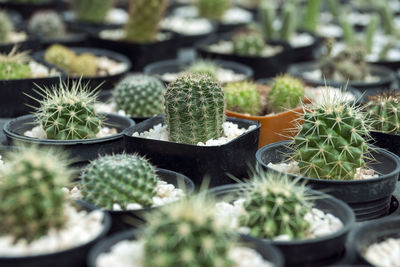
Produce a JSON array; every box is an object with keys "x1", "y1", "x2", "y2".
[
  {"x1": 268, "y1": 74, "x2": 305, "y2": 113},
  {"x1": 0, "y1": 47, "x2": 32, "y2": 80},
  {"x1": 32, "y1": 79, "x2": 103, "y2": 140},
  {"x1": 224, "y1": 81, "x2": 261, "y2": 115},
  {"x1": 72, "y1": 0, "x2": 114, "y2": 24},
  {"x1": 365, "y1": 92, "x2": 400, "y2": 134},
  {"x1": 0, "y1": 10, "x2": 13, "y2": 43},
  {"x1": 44, "y1": 44, "x2": 76, "y2": 73},
  {"x1": 196, "y1": 0, "x2": 231, "y2": 20},
  {"x1": 113, "y1": 74, "x2": 165, "y2": 117},
  {"x1": 28, "y1": 11, "x2": 66, "y2": 39},
  {"x1": 0, "y1": 146, "x2": 69, "y2": 243},
  {"x1": 186, "y1": 60, "x2": 219, "y2": 80},
  {"x1": 232, "y1": 29, "x2": 265, "y2": 57},
  {"x1": 81, "y1": 154, "x2": 159, "y2": 209},
  {"x1": 164, "y1": 74, "x2": 225, "y2": 145}
]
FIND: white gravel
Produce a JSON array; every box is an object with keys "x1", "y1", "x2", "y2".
[
  {"x1": 29, "y1": 61, "x2": 60, "y2": 78},
  {"x1": 0, "y1": 155, "x2": 4, "y2": 169},
  {"x1": 95, "y1": 101, "x2": 126, "y2": 116},
  {"x1": 24, "y1": 125, "x2": 118, "y2": 139},
  {"x1": 161, "y1": 68, "x2": 246, "y2": 83},
  {"x1": 316, "y1": 24, "x2": 343, "y2": 39},
  {"x1": 305, "y1": 86, "x2": 356, "y2": 104},
  {"x1": 132, "y1": 122, "x2": 257, "y2": 146},
  {"x1": 161, "y1": 16, "x2": 213, "y2": 35},
  {"x1": 207, "y1": 40, "x2": 283, "y2": 57},
  {"x1": 365, "y1": 238, "x2": 400, "y2": 267},
  {"x1": 0, "y1": 203, "x2": 104, "y2": 256},
  {"x1": 290, "y1": 32, "x2": 314, "y2": 48},
  {"x1": 302, "y1": 69, "x2": 380, "y2": 83},
  {"x1": 172, "y1": 6, "x2": 252, "y2": 24},
  {"x1": 7, "y1": 31, "x2": 27, "y2": 43},
  {"x1": 96, "y1": 56, "x2": 128, "y2": 76}
]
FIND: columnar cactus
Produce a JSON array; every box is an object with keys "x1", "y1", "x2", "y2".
[
  {"x1": 0, "y1": 48, "x2": 32, "y2": 80},
  {"x1": 268, "y1": 74, "x2": 305, "y2": 113},
  {"x1": 340, "y1": 17, "x2": 355, "y2": 47},
  {"x1": 327, "y1": 0, "x2": 340, "y2": 17},
  {"x1": 280, "y1": 3, "x2": 296, "y2": 42},
  {"x1": 239, "y1": 171, "x2": 312, "y2": 239},
  {"x1": 33, "y1": 79, "x2": 103, "y2": 140},
  {"x1": 301, "y1": 0, "x2": 321, "y2": 33},
  {"x1": 44, "y1": 44, "x2": 76, "y2": 73},
  {"x1": 125, "y1": 0, "x2": 168, "y2": 43},
  {"x1": 186, "y1": 60, "x2": 218, "y2": 80},
  {"x1": 196, "y1": 0, "x2": 230, "y2": 20},
  {"x1": 232, "y1": 30, "x2": 265, "y2": 57},
  {"x1": 72, "y1": 0, "x2": 114, "y2": 24},
  {"x1": 113, "y1": 74, "x2": 165, "y2": 117},
  {"x1": 259, "y1": 1, "x2": 276, "y2": 40},
  {"x1": 379, "y1": 3, "x2": 395, "y2": 35},
  {"x1": 224, "y1": 81, "x2": 261, "y2": 115},
  {"x1": 28, "y1": 11, "x2": 66, "y2": 39},
  {"x1": 0, "y1": 11, "x2": 13, "y2": 43},
  {"x1": 365, "y1": 92, "x2": 400, "y2": 134},
  {"x1": 365, "y1": 15, "x2": 379, "y2": 53},
  {"x1": 0, "y1": 146, "x2": 69, "y2": 243},
  {"x1": 81, "y1": 154, "x2": 159, "y2": 209},
  {"x1": 164, "y1": 74, "x2": 225, "y2": 145}
]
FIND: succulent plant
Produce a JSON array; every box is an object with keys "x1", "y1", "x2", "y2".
[
  {"x1": 365, "y1": 92, "x2": 400, "y2": 134},
  {"x1": 365, "y1": 15, "x2": 379, "y2": 54},
  {"x1": 0, "y1": 48, "x2": 32, "y2": 80},
  {"x1": 125, "y1": 0, "x2": 168, "y2": 43},
  {"x1": 0, "y1": 11, "x2": 13, "y2": 43},
  {"x1": 340, "y1": 16, "x2": 355, "y2": 47},
  {"x1": 164, "y1": 74, "x2": 225, "y2": 145},
  {"x1": 28, "y1": 11, "x2": 66, "y2": 39},
  {"x1": 44, "y1": 44, "x2": 76, "y2": 73},
  {"x1": 196, "y1": 0, "x2": 230, "y2": 20},
  {"x1": 279, "y1": 3, "x2": 296, "y2": 42},
  {"x1": 232, "y1": 29, "x2": 265, "y2": 57},
  {"x1": 32, "y1": 79, "x2": 103, "y2": 140},
  {"x1": 268, "y1": 74, "x2": 305, "y2": 113},
  {"x1": 186, "y1": 60, "x2": 219, "y2": 80},
  {"x1": 0, "y1": 146, "x2": 69, "y2": 243},
  {"x1": 71, "y1": 53, "x2": 98, "y2": 77},
  {"x1": 239, "y1": 171, "x2": 312, "y2": 239},
  {"x1": 301, "y1": 0, "x2": 321, "y2": 33},
  {"x1": 81, "y1": 154, "x2": 159, "y2": 209},
  {"x1": 113, "y1": 74, "x2": 165, "y2": 117},
  {"x1": 259, "y1": 1, "x2": 276, "y2": 40},
  {"x1": 71, "y1": 0, "x2": 114, "y2": 24},
  {"x1": 224, "y1": 81, "x2": 261, "y2": 115},
  {"x1": 379, "y1": 3, "x2": 395, "y2": 35},
  {"x1": 327, "y1": 0, "x2": 340, "y2": 17}
]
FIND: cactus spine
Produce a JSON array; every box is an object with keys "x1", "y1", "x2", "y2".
[
  {"x1": 224, "y1": 81, "x2": 261, "y2": 115},
  {"x1": 196, "y1": 0, "x2": 230, "y2": 20},
  {"x1": 72, "y1": 0, "x2": 114, "y2": 24},
  {"x1": 0, "y1": 11, "x2": 13, "y2": 43},
  {"x1": 186, "y1": 60, "x2": 218, "y2": 80},
  {"x1": 301, "y1": 0, "x2": 321, "y2": 33},
  {"x1": 0, "y1": 48, "x2": 32, "y2": 80},
  {"x1": 268, "y1": 74, "x2": 305, "y2": 113},
  {"x1": 232, "y1": 30, "x2": 265, "y2": 57},
  {"x1": 28, "y1": 11, "x2": 66, "y2": 39},
  {"x1": 164, "y1": 74, "x2": 225, "y2": 145},
  {"x1": 365, "y1": 92, "x2": 400, "y2": 134}
]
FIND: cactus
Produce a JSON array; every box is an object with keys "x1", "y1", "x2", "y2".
[
  {"x1": 340, "y1": 16, "x2": 355, "y2": 47},
  {"x1": 164, "y1": 74, "x2": 225, "y2": 145},
  {"x1": 379, "y1": 3, "x2": 395, "y2": 35},
  {"x1": 280, "y1": 3, "x2": 296, "y2": 42},
  {"x1": 44, "y1": 44, "x2": 76, "y2": 73},
  {"x1": 239, "y1": 171, "x2": 312, "y2": 239},
  {"x1": 0, "y1": 48, "x2": 32, "y2": 80},
  {"x1": 71, "y1": 0, "x2": 114, "y2": 24},
  {"x1": 224, "y1": 81, "x2": 261, "y2": 115},
  {"x1": 0, "y1": 11, "x2": 13, "y2": 43},
  {"x1": 32, "y1": 79, "x2": 103, "y2": 140},
  {"x1": 365, "y1": 15, "x2": 379, "y2": 54},
  {"x1": 143, "y1": 196, "x2": 234, "y2": 267},
  {"x1": 268, "y1": 74, "x2": 305, "y2": 113},
  {"x1": 290, "y1": 90, "x2": 370, "y2": 180},
  {"x1": 0, "y1": 146, "x2": 69, "y2": 243},
  {"x1": 259, "y1": 1, "x2": 276, "y2": 40},
  {"x1": 81, "y1": 154, "x2": 159, "y2": 209},
  {"x1": 365, "y1": 92, "x2": 400, "y2": 134},
  {"x1": 301, "y1": 0, "x2": 321, "y2": 33},
  {"x1": 125, "y1": 0, "x2": 168, "y2": 43},
  {"x1": 113, "y1": 74, "x2": 165, "y2": 117},
  {"x1": 28, "y1": 11, "x2": 66, "y2": 39},
  {"x1": 71, "y1": 53, "x2": 98, "y2": 77},
  {"x1": 196, "y1": 0, "x2": 230, "y2": 20},
  {"x1": 327, "y1": 0, "x2": 340, "y2": 17},
  {"x1": 186, "y1": 60, "x2": 219, "y2": 80},
  {"x1": 378, "y1": 40, "x2": 393, "y2": 60},
  {"x1": 232, "y1": 29, "x2": 265, "y2": 57}
]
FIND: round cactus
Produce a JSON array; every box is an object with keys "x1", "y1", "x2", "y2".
[
  {"x1": 164, "y1": 74, "x2": 225, "y2": 145},
  {"x1": 186, "y1": 60, "x2": 218, "y2": 80},
  {"x1": 365, "y1": 92, "x2": 400, "y2": 134},
  {"x1": 72, "y1": 0, "x2": 114, "y2": 24},
  {"x1": 71, "y1": 53, "x2": 98, "y2": 77},
  {"x1": 0, "y1": 48, "x2": 32, "y2": 80},
  {"x1": 113, "y1": 74, "x2": 165, "y2": 117},
  {"x1": 33, "y1": 79, "x2": 103, "y2": 140},
  {"x1": 224, "y1": 81, "x2": 261, "y2": 115},
  {"x1": 196, "y1": 0, "x2": 230, "y2": 20},
  {"x1": 232, "y1": 30, "x2": 265, "y2": 57},
  {"x1": 81, "y1": 154, "x2": 159, "y2": 209},
  {"x1": 0, "y1": 11, "x2": 13, "y2": 43},
  {"x1": 0, "y1": 146, "x2": 69, "y2": 243},
  {"x1": 239, "y1": 171, "x2": 312, "y2": 239},
  {"x1": 268, "y1": 74, "x2": 305, "y2": 113},
  {"x1": 28, "y1": 11, "x2": 66, "y2": 39},
  {"x1": 44, "y1": 44, "x2": 76, "y2": 73}
]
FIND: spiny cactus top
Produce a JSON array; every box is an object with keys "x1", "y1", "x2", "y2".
[
  {"x1": 28, "y1": 11, "x2": 66, "y2": 39},
  {"x1": 290, "y1": 90, "x2": 371, "y2": 180},
  {"x1": 143, "y1": 196, "x2": 234, "y2": 267},
  {"x1": 365, "y1": 92, "x2": 400, "y2": 134},
  {"x1": 196, "y1": 0, "x2": 230, "y2": 20},
  {"x1": 268, "y1": 74, "x2": 305, "y2": 113},
  {"x1": 0, "y1": 10, "x2": 13, "y2": 43},
  {"x1": 186, "y1": 60, "x2": 218, "y2": 80},
  {"x1": 0, "y1": 47, "x2": 32, "y2": 80},
  {"x1": 113, "y1": 74, "x2": 165, "y2": 117},
  {"x1": 33, "y1": 79, "x2": 103, "y2": 140},
  {"x1": 72, "y1": 0, "x2": 114, "y2": 24},
  {"x1": 0, "y1": 146, "x2": 69, "y2": 243},
  {"x1": 239, "y1": 171, "x2": 312, "y2": 239},
  {"x1": 164, "y1": 74, "x2": 225, "y2": 145},
  {"x1": 232, "y1": 30, "x2": 265, "y2": 57},
  {"x1": 81, "y1": 154, "x2": 159, "y2": 209},
  {"x1": 224, "y1": 81, "x2": 261, "y2": 115}
]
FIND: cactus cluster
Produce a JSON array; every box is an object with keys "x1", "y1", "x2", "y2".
[
  {"x1": 196, "y1": 0, "x2": 231, "y2": 20},
  {"x1": 0, "y1": 146, "x2": 69, "y2": 243},
  {"x1": 164, "y1": 74, "x2": 225, "y2": 145},
  {"x1": 232, "y1": 29, "x2": 265, "y2": 57},
  {"x1": 125, "y1": 0, "x2": 168, "y2": 43},
  {"x1": 186, "y1": 60, "x2": 218, "y2": 80},
  {"x1": 0, "y1": 48, "x2": 32, "y2": 80},
  {"x1": 365, "y1": 92, "x2": 400, "y2": 134},
  {"x1": 224, "y1": 81, "x2": 261, "y2": 115},
  {"x1": 268, "y1": 74, "x2": 305, "y2": 113},
  {"x1": 33, "y1": 79, "x2": 103, "y2": 140},
  {"x1": 28, "y1": 11, "x2": 66, "y2": 39},
  {"x1": 81, "y1": 154, "x2": 159, "y2": 209},
  {"x1": 71, "y1": 0, "x2": 114, "y2": 24},
  {"x1": 113, "y1": 74, "x2": 165, "y2": 117},
  {"x1": 260, "y1": 2, "x2": 296, "y2": 42},
  {"x1": 0, "y1": 11, "x2": 13, "y2": 43}
]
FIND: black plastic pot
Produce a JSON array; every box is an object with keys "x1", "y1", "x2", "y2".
[
  {"x1": 287, "y1": 32, "x2": 322, "y2": 63},
  {"x1": 143, "y1": 58, "x2": 254, "y2": 85},
  {"x1": 289, "y1": 61, "x2": 397, "y2": 97},
  {"x1": 124, "y1": 115, "x2": 260, "y2": 187},
  {"x1": 0, "y1": 200, "x2": 111, "y2": 267},
  {"x1": 0, "y1": 0, "x2": 61, "y2": 18},
  {"x1": 0, "y1": 37, "x2": 40, "y2": 54},
  {"x1": 256, "y1": 140, "x2": 400, "y2": 221},
  {"x1": 195, "y1": 33, "x2": 291, "y2": 79},
  {"x1": 39, "y1": 32, "x2": 89, "y2": 50},
  {"x1": 211, "y1": 184, "x2": 355, "y2": 267},
  {"x1": 87, "y1": 229, "x2": 284, "y2": 267},
  {"x1": 171, "y1": 22, "x2": 217, "y2": 48},
  {"x1": 370, "y1": 131, "x2": 400, "y2": 170},
  {"x1": 34, "y1": 47, "x2": 131, "y2": 91},
  {"x1": 3, "y1": 113, "x2": 135, "y2": 163}
]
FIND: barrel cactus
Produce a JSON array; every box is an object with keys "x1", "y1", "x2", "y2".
[
  {"x1": 113, "y1": 74, "x2": 165, "y2": 117},
  {"x1": 232, "y1": 30, "x2": 265, "y2": 57},
  {"x1": 0, "y1": 146, "x2": 69, "y2": 243},
  {"x1": 196, "y1": 0, "x2": 230, "y2": 20},
  {"x1": 44, "y1": 44, "x2": 76, "y2": 73},
  {"x1": 72, "y1": 0, "x2": 114, "y2": 24},
  {"x1": 81, "y1": 154, "x2": 159, "y2": 209},
  {"x1": 224, "y1": 81, "x2": 261, "y2": 115},
  {"x1": 0, "y1": 48, "x2": 32, "y2": 80},
  {"x1": 186, "y1": 60, "x2": 218, "y2": 80},
  {"x1": 164, "y1": 74, "x2": 225, "y2": 145},
  {"x1": 28, "y1": 11, "x2": 66, "y2": 39},
  {"x1": 71, "y1": 53, "x2": 98, "y2": 77},
  {"x1": 365, "y1": 92, "x2": 400, "y2": 134},
  {"x1": 268, "y1": 74, "x2": 305, "y2": 113}
]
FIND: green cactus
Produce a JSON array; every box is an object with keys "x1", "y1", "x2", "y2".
[
  {"x1": 164, "y1": 74, "x2": 225, "y2": 145},
  {"x1": 0, "y1": 146, "x2": 69, "y2": 243},
  {"x1": 113, "y1": 74, "x2": 165, "y2": 117},
  {"x1": 232, "y1": 30, "x2": 265, "y2": 57},
  {"x1": 365, "y1": 15, "x2": 379, "y2": 54},
  {"x1": 196, "y1": 0, "x2": 230, "y2": 20},
  {"x1": 71, "y1": 0, "x2": 114, "y2": 24},
  {"x1": 378, "y1": 40, "x2": 394, "y2": 60},
  {"x1": 71, "y1": 53, "x2": 98, "y2": 77},
  {"x1": 365, "y1": 92, "x2": 400, "y2": 134},
  {"x1": 0, "y1": 48, "x2": 32, "y2": 80},
  {"x1": 268, "y1": 74, "x2": 305, "y2": 113},
  {"x1": 259, "y1": 1, "x2": 276, "y2": 40},
  {"x1": 290, "y1": 91, "x2": 370, "y2": 180},
  {"x1": 224, "y1": 81, "x2": 261, "y2": 115},
  {"x1": 340, "y1": 16, "x2": 355, "y2": 47},
  {"x1": 0, "y1": 11, "x2": 13, "y2": 43},
  {"x1": 28, "y1": 11, "x2": 66, "y2": 39},
  {"x1": 186, "y1": 60, "x2": 219, "y2": 80},
  {"x1": 280, "y1": 3, "x2": 296, "y2": 42},
  {"x1": 81, "y1": 154, "x2": 159, "y2": 209},
  {"x1": 125, "y1": 0, "x2": 168, "y2": 43},
  {"x1": 327, "y1": 0, "x2": 340, "y2": 17},
  {"x1": 44, "y1": 44, "x2": 76, "y2": 73},
  {"x1": 379, "y1": 3, "x2": 395, "y2": 35},
  {"x1": 32, "y1": 79, "x2": 103, "y2": 140},
  {"x1": 301, "y1": 0, "x2": 321, "y2": 33},
  {"x1": 143, "y1": 196, "x2": 234, "y2": 267}
]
